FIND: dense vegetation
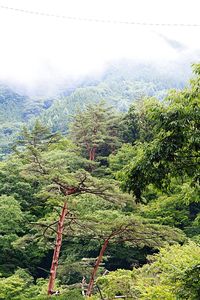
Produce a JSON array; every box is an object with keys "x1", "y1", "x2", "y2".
[
  {"x1": 0, "y1": 85, "x2": 53, "y2": 159},
  {"x1": 0, "y1": 61, "x2": 190, "y2": 159},
  {"x1": 0, "y1": 64, "x2": 199, "y2": 299}
]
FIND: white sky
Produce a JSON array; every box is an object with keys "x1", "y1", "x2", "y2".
[{"x1": 0, "y1": 0, "x2": 200, "y2": 90}]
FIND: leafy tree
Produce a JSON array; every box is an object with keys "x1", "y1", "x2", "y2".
[
  {"x1": 0, "y1": 159, "x2": 51, "y2": 276},
  {"x1": 0, "y1": 195, "x2": 23, "y2": 236},
  {"x1": 97, "y1": 242, "x2": 200, "y2": 300},
  {"x1": 0, "y1": 195, "x2": 25, "y2": 275},
  {"x1": 120, "y1": 97, "x2": 163, "y2": 144},
  {"x1": 0, "y1": 158, "x2": 43, "y2": 215},
  {"x1": 140, "y1": 181, "x2": 200, "y2": 232},
  {"x1": 0, "y1": 269, "x2": 33, "y2": 300},
  {"x1": 114, "y1": 67, "x2": 200, "y2": 201}
]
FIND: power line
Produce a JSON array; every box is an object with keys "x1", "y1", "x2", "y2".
[{"x1": 0, "y1": 4, "x2": 200, "y2": 27}]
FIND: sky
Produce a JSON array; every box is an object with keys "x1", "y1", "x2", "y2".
[{"x1": 0, "y1": 0, "x2": 200, "y2": 93}]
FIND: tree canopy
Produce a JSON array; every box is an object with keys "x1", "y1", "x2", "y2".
[{"x1": 0, "y1": 63, "x2": 199, "y2": 299}]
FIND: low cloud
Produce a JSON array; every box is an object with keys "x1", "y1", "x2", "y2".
[
  {"x1": 155, "y1": 33, "x2": 187, "y2": 51},
  {"x1": 0, "y1": 0, "x2": 199, "y2": 96}
]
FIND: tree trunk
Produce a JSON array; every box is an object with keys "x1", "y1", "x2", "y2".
[
  {"x1": 47, "y1": 202, "x2": 68, "y2": 295},
  {"x1": 86, "y1": 238, "x2": 109, "y2": 297},
  {"x1": 89, "y1": 147, "x2": 96, "y2": 161}
]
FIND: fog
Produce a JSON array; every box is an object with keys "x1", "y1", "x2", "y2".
[{"x1": 0, "y1": 0, "x2": 200, "y2": 96}]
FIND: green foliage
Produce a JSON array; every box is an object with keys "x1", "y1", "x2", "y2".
[
  {"x1": 69, "y1": 101, "x2": 121, "y2": 161},
  {"x1": 120, "y1": 97, "x2": 164, "y2": 144},
  {"x1": 0, "y1": 61, "x2": 189, "y2": 158},
  {"x1": 0, "y1": 195, "x2": 24, "y2": 275},
  {"x1": 97, "y1": 269, "x2": 135, "y2": 299},
  {"x1": 139, "y1": 242, "x2": 200, "y2": 300},
  {"x1": 0, "y1": 195, "x2": 23, "y2": 235},
  {"x1": 114, "y1": 75, "x2": 200, "y2": 201},
  {"x1": 140, "y1": 182, "x2": 200, "y2": 229},
  {"x1": 97, "y1": 242, "x2": 200, "y2": 300},
  {"x1": 39, "y1": 62, "x2": 188, "y2": 134},
  {"x1": 0, "y1": 85, "x2": 54, "y2": 158},
  {"x1": 0, "y1": 269, "x2": 33, "y2": 300},
  {"x1": 109, "y1": 144, "x2": 137, "y2": 173},
  {"x1": 0, "y1": 63, "x2": 199, "y2": 300}
]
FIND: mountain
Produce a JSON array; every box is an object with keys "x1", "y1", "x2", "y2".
[
  {"x1": 0, "y1": 85, "x2": 54, "y2": 158},
  {"x1": 0, "y1": 85, "x2": 27, "y2": 158},
  {"x1": 0, "y1": 60, "x2": 192, "y2": 158},
  {"x1": 38, "y1": 60, "x2": 191, "y2": 132}
]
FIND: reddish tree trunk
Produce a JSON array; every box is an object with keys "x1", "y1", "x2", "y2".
[
  {"x1": 89, "y1": 147, "x2": 96, "y2": 161},
  {"x1": 89, "y1": 149, "x2": 92, "y2": 161},
  {"x1": 47, "y1": 202, "x2": 68, "y2": 295},
  {"x1": 86, "y1": 238, "x2": 109, "y2": 297}
]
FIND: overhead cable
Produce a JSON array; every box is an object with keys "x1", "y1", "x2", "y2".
[{"x1": 0, "y1": 4, "x2": 200, "y2": 27}]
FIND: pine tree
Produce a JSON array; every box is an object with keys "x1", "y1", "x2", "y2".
[{"x1": 69, "y1": 101, "x2": 121, "y2": 161}]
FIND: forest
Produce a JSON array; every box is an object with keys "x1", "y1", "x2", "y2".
[
  {"x1": 0, "y1": 61, "x2": 189, "y2": 159},
  {"x1": 0, "y1": 63, "x2": 199, "y2": 300}
]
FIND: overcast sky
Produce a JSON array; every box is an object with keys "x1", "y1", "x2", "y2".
[{"x1": 0, "y1": 0, "x2": 200, "y2": 91}]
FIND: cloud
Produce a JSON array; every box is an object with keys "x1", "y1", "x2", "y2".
[
  {"x1": 0, "y1": 0, "x2": 199, "y2": 94},
  {"x1": 155, "y1": 33, "x2": 187, "y2": 51}
]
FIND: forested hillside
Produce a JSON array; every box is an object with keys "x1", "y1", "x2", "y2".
[
  {"x1": 0, "y1": 61, "x2": 190, "y2": 158},
  {"x1": 0, "y1": 63, "x2": 199, "y2": 299},
  {"x1": 0, "y1": 85, "x2": 53, "y2": 159},
  {"x1": 39, "y1": 61, "x2": 190, "y2": 132}
]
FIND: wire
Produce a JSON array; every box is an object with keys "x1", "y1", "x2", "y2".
[{"x1": 0, "y1": 4, "x2": 200, "y2": 27}]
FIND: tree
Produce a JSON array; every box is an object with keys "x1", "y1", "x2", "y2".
[
  {"x1": 120, "y1": 97, "x2": 163, "y2": 144},
  {"x1": 0, "y1": 269, "x2": 33, "y2": 300},
  {"x1": 69, "y1": 101, "x2": 121, "y2": 161},
  {"x1": 114, "y1": 67, "x2": 200, "y2": 201},
  {"x1": 14, "y1": 121, "x2": 127, "y2": 295},
  {"x1": 0, "y1": 195, "x2": 23, "y2": 236},
  {"x1": 97, "y1": 242, "x2": 200, "y2": 300},
  {"x1": 84, "y1": 210, "x2": 183, "y2": 297},
  {"x1": 0, "y1": 195, "x2": 24, "y2": 275}
]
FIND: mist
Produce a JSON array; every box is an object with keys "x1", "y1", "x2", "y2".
[{"x1": 0, "y1": 0, "x2": 200, "y2": 97}]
